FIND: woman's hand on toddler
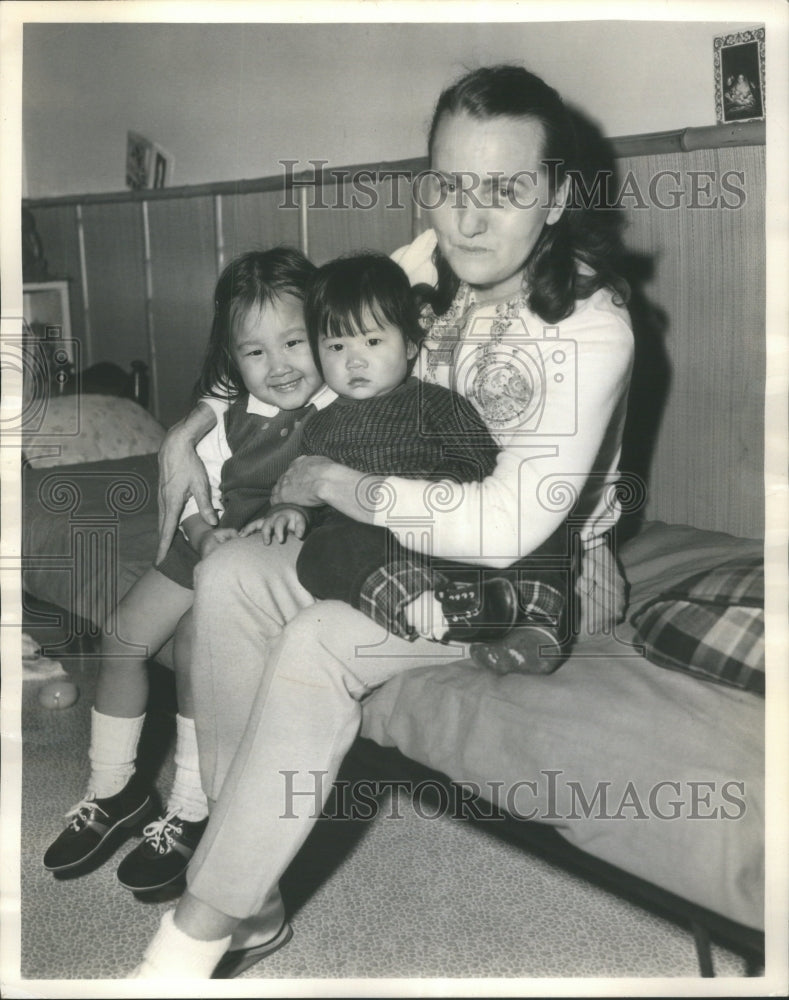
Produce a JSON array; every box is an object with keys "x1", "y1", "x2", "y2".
[
  {"x1": 272, "y1": 455, "x2": 335, "y2": 507},
  {"x1": 241, "y1": 507, "x2": 307, "y2": 544},
  {"x1": 198, "y1": 527, "x2": 239, "y2": 559}
]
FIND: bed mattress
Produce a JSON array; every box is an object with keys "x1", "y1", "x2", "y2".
[{"x1": 22, "y1": 457, "x2": 764, "y2": 931}]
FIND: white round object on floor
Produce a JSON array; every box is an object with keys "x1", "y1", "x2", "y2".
[{"x1": 38, "y1": 679, "x2": 79, "y2": 710}]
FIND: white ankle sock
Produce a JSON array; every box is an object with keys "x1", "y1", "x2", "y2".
[
  {"x1": 166, "y1": 714, "x2": 208, "y2": 822},
  {"x1": 134, "y1": 909, "x2": 232, "y2": 979},
  {"x1": 87, "y1": 708, "x2": 145, "y2": 798},
  {"x1": 404, "y1": 592, "x2": 449, "y2": 642}
]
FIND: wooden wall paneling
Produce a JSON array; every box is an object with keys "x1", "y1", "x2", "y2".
[
  {"x1": 213, "y1": 195, "x2": 225, "y2": 274},
  {"x1": 299, "y1": 188, "x2": 309, "y2": 259},
  {"x1": 306, "y1": 176, "x2": 414, "y2": 266},
  {"x1": 141, "y1": 202, "x2": 159, "y2": 416},
  {"x1": 619, "y1": 152, "x2": 688, "y2": 529},
  {"x1": 708, "y1": 144, "x2": 765, "y2": 537},
  {"x1": 28, "y1": 205, "x2": 85, "y2": 355},
  {"x1": 23, "y1": 126, "x2": 766, "y2": 537},
  {"x1": 618, "y1": 146, "x2": 765, "y2": 538},
  {"x1": 221, "y1": 190, "x2": 301, "y2": 263},
  {"x1": 146, "y1": 196, "x2": 218, "y2": 426},
  {"x1": 81, "y1": 202, "x2": 148, "y2": 372},
  {"x1": 75, "y1": 206, "x2": 92, "y2": 366}
]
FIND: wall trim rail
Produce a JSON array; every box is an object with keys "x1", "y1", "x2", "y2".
[{"x1": 23, "y1": 122, "x2": 765, "y2": 210}]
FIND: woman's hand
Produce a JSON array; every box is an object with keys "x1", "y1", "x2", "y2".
[
  {"x1": 271, "y1": 455, "x2": 338, "y2": 507},
  {"x1": 271, "y1": 456, "x2": 376, "y2": 526},
  {"x1": 156, "y1": 404, "x2": 218, "y2": 564}
]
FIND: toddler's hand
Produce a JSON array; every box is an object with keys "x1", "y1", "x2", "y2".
[
  {"x1": 199, "y1": 527, "x2": 238, "y2": 559},
  {"x1": 241, "y1": 508, "x2": 307, "y2": 544},
  {"x1": 239, "y1": 517, "x2": 267, "y2": 537}
]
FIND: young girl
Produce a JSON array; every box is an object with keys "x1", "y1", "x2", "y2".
[
  {"x1": 43, "y1": 247, "x2": 331, "y2": 893},
  {"x1": 245, "y1": 252, "x2": 568, "y2": 665}
]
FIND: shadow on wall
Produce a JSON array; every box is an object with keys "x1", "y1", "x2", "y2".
[
  {"x1": 567, "y1": 108, "x2": 671, "y2": 543},
  {"x1": 618, "y1": 251, "x2": 672, "y2": 542}
]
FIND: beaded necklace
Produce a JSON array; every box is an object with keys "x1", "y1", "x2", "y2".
[{"x1": 421, "y1": 282, "x2": 539, "y2": 431}]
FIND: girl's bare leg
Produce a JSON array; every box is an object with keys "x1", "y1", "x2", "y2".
[{"x1": 95, "y1": 567, "x2": 193, "y2": 717}]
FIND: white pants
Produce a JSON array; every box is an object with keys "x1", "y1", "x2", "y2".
[{"x1": 186, "y1": 533, "x2": 626, "y2": 918}]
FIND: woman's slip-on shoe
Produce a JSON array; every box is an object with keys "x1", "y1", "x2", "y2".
[{"x1": 212, "y1": 921, "x2": 294, "y2": 979}]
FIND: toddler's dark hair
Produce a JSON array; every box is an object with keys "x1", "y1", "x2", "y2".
[
  {"x1": 195, "y1": 247, "x2": 316, "y2": 402},
  {"x1": 304, "y1": 253, "x2": 423, "y2": 374}
]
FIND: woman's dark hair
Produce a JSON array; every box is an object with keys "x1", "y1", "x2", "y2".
[
  {"x1": 304, "y1": 253, "x2": 423, "y2": 375},
  {"x1": 195, "y1": 247, "x2": 316, "y2": 402},
  {"x1": 420, "y1": 64, "x2": 628, "y2": 322}
]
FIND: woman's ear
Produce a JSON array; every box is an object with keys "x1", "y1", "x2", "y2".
[
  {"x1": 406, "y1": 339, "x2": 419, "y2": 360},
  {"x1": 546, "y1": 175, "x2": 571, "y2": 226}
]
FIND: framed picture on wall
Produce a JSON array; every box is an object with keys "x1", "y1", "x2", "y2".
[
  {"x1": 126, "y1": 130, "x2": 174, "y2": 189},
  {"x1": 153, "y1": 151, "x2": 169, "y2": 188},
  {"x1": 714, "y1": 28, "x2": 765, "y2": 124},
  {"x1": 126, "y1": 130, "x2": 153, "y2": 189}
]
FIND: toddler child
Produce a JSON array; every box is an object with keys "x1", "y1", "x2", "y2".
[
  {"x1": 43, "y1": 248, "x2": 333, "y2": 892},
  {"x1": 244, "y1": 253, "x2": 570, "y2": 667}
]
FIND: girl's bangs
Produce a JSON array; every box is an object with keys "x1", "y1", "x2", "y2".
[{"x1": 227, "y1": 293, "x2": 267, "y2": 345}]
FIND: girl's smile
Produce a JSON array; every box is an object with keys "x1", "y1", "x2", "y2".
[
  {"x1": 230, "y1": 294, "x2": 323, "y2": 409},
  {"x1": 268, "y1": 375, "x2": 309, "y2": 393}
]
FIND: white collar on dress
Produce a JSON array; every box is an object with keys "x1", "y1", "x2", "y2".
[
  {"x1": 309, "y1": 384, "x2": 338, "y2": 411},
  {"x1": 245, "y1": 395, "x2": 279, "y2": 418},
  {"x1": 245, "y1": 383, "x2": 337, "y2": 418}
]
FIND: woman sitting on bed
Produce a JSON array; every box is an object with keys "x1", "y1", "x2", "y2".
[{"x1": 138, "y1": 64, "x2": 634, "y2": 978}]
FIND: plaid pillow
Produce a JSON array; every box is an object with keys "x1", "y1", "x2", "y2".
[{"x1": 631, "y1": 556, "x2": 764, "y2": 695}]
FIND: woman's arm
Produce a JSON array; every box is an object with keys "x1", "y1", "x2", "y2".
[
  {"x1": 376, "y1": 297, "x2": 635, "y2": 567},
  {"x1": 156, "y1": 400, "x2": 220, "y2": 564},
  {"x1": 273, "y1": 302, "x2": 633, "y2": 562},
  {"x1": 271, "y1": 456, "x2": 376, "y2": 525},
  {"x1": 272, "y1": 409, "x2": 378, "y2": 523}
]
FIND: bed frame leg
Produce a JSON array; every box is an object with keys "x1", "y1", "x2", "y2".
[
  {"x1": 690, "y1": 921, "x2": 715, "y2": 977},
  {"x1": 744, "y1": 956, "x2": 764, "y2": 977}
]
